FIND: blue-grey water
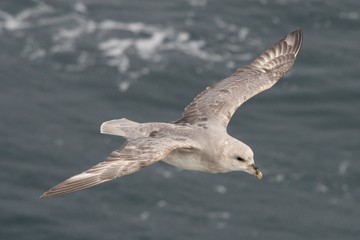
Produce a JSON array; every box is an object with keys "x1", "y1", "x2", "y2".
[{"x1": 1, "y1": 0, "x2": 359, "y2": 239}]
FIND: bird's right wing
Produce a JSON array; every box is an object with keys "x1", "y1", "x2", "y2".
[{"x1": 41, "y1": 135, "x2": 200, "y2": 198}]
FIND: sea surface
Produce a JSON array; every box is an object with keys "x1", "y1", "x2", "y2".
[{"x1": 1, "y1": 0, "x2": 359, "y2": 239}]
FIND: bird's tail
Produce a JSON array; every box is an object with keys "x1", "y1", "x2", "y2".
[
  {"x1": 100, "y1": 118, "x2": 140, "y2": 138},
  {"x1": 101, "y1": 118, "x2": 170, "y2": 140}
]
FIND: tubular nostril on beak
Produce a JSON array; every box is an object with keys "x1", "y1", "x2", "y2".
[
  {"x1": 251, "y1": 163, "x2": 259, "y2": 170},
  {"x1": 251, "y1": 163, "x2": 262, "y2": 180}
]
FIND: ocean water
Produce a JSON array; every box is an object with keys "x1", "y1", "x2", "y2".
[{"x1": 1, "y1": 0, "x2": 359, "y2": 239}]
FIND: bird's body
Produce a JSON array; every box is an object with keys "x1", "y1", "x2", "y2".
[
  {"x1": 105, "y1": 120, "x2": 245, "y2": 173},
  {"x1": 162, "y1": 124, "x2": 233, "y2": 173},
  {"x1": 41, "y1": 29, "x2": 303, "y2": 198}
]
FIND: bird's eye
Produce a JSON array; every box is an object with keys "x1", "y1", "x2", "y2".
[{"x1": 236, "y1": 156, "x2": 245, "y2": 162}]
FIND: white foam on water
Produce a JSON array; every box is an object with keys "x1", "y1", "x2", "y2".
[
  {"x1": 268, "y1": 173, "x2": 286, "y2": 183},
  {"x1": 207, "y1": 211, "x2": 231, "y2": 220},
  {"x1": 1, "y1": 1, "x2": 255, "y2": 90},
  {"x1": 99, "y1": 39, "x2": 133, "y2": 57},
  {"x1": 118, "y1": 80, "x2": 131, "y2": 92},
  {"x1": 74, "y1": 2, "x2": 87, "y2": 14},
  {"x1": 98, "y1": 20, "x2": 158, "y2": 33},
  {"x1": 315, "y1": 182, "x2": 329, "y2": 194},
  {"x1": 157, "y1": 200, "x2": 167, "y2": 208},
  {"x1": 213, "y1": 184, "x2": 227, "y2": 194},
  {"x1": 339, "y1": 11, "x2": 359, "y2": 20},
  {"x1": 0, "y1": 10, "x2": 30, "y2": 30},
  {"x1": 187, "y1": 0, "x2": 208, "y2": 7},
  {"x1": 238, "y1": 27, "x2": 249, "y2": 42},
  {"x1": 138, "y1": 211, "x2": 150, "y2": 221},
  {"x1": 135, "y1": 31, "x2": 167, "y2": 60},
  {"x1": 338, "y1": 161, "x2": 349, "y2": 176},
  {"x1": 22, "y1": 37, "x2": 46, "y2": 60},
  {"x1": 0, "y1": 2, "x2": 53, "y2": 31}
]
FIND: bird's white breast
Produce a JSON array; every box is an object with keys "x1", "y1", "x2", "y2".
[{"x1": 162, "y1": 149, "x2": 210, "y2": 172}]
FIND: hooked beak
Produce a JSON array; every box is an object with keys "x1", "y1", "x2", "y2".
[{"x1": 250, "y1": 163, "x2": 262, "y2": 180}]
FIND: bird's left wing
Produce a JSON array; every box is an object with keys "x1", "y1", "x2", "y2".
[
  {"x1": 176, "y1": 29, "x2": 303, "y2": 128},
  {"x1": 41, "y1": 135, "x2": 199, "y2": 198}
]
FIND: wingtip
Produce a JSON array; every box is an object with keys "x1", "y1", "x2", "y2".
[
  {"x1": 39, "y1": 191, "x2": 49, "y2": 199},
  {"x1": 39, "y1": 188, "x2": 58, "y2": 199},
  {"x1": 244, "y1": 28, "x2": 303, "y2": 77},
  {"x1": 286, "y1": 28, "x2": 303, "y2": 57},
  {"x1": 293, "y1": 27, "x2": 302, "y2": 33},
  {"x1": 39, "y1": 190, "x2": 69, "y2": 199},
  {"x1": 39, "y1": 188, "x2": 72, "y2": 199}
]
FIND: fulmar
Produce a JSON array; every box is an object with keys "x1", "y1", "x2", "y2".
[{"x1": 41, "y1": 29, "x2": 303, "y2": 198}]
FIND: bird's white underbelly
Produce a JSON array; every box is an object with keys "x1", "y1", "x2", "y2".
[{"x1": 162, "y1": 149, "x2": 210, "y2": 172}]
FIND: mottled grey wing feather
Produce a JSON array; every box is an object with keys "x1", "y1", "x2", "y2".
[
  {"x1": 176, "y1": 29, "x2": 303, "y2": 127},
  {"x1": 40, "y1": 135, "x2": 198, "y2": 198}
]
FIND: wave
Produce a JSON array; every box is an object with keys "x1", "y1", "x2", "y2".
[{"x1": 0, "y1": 1, "x2": 258, "y2": 92}]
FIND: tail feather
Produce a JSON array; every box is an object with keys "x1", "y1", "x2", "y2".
[
  {"x1": 100, "y1": 118, "x2": 140, "y2": 138},
  {"x1": 100, "y1": 118, "x2": 171, "y2": 140}
]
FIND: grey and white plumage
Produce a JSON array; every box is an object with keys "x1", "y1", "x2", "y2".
[{"x1": 41, "y1": 29, "x2": 303, "y2": 198}]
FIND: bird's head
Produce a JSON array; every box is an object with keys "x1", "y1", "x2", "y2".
[{"x1": 221, "y1": 138, "x2": 262, "y2": 180}]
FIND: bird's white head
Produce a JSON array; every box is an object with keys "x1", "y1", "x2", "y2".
[{"x1": 220, "y1": 137, "x2": 262, "y2": 179}]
